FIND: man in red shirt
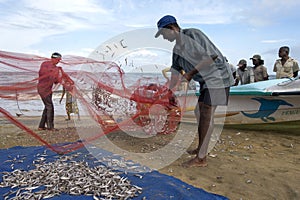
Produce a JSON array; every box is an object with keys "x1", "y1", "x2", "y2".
[{"x1": 37, "y1": 52, "x2": 62, "y2": 131}]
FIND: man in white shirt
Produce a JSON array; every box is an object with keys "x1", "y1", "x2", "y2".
[{"x1": 273, "y1": 46, "x2": 299, "y2": 79}]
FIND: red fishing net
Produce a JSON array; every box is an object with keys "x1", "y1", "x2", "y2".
[{"x1": 0, "y1": 50, "x2": 183, "y2": 154}]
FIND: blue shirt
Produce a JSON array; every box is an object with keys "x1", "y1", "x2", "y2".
[{"x1": 171, "y1": 28, "x2": 234, "y2": 89}]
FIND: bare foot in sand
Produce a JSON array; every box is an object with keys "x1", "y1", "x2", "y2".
[{"x1": 182, "y1": 156, "x2": 207, "y2": 168}]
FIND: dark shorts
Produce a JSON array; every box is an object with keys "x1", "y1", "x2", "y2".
[{"x1": 198, "y1": 87, "x2": 230, "y2": 106}]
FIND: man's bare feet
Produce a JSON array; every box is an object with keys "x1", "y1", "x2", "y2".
[
  {"x1": 187, "y1": 148, "x2": 199, "y2": 155},
  {"x1": 182, "y1": 156, "x2": 207, "y2": 168}
]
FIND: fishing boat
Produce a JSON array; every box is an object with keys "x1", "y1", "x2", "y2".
[{"x1": 178, "y1": 78, "x2": 300, "y2": 124}]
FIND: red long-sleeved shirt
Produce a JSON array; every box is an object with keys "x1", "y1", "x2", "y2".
[{"x1": 37, "y1": 61, "x2": 60, "y2": 97}]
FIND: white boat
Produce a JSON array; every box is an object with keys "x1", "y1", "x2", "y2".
[{"x1": 178, "y1": 78, "x2": 300, "y2": 124}]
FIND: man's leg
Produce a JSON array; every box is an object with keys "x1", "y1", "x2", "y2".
[
  {"x1": 184, "y1": 87, "x2": 229, "y2": 167},
  {"x1": 38, "y1": 97, "x2": 48, "y2": 129},
  {"x1": 197, "y1": 104, "x2": 216, "y2": 159},
  {"x1": 77, "y1": 111, "x2": 80, "y2": 120},
  {"x1": 44, "y1": 94, "x2": 54, "y2": 129},
  {"x1": 67, "y1": 112, "x2": 71, "y2": 120},
  {"x1": 187, "y1": 102, "x2": 201, "y2": 154},
  {"x1": 183, "y1": 103, "x2": 216, "y2": 167},
  {"x1": 38, "y1": 108, "x2": 47, "y2": 129}
]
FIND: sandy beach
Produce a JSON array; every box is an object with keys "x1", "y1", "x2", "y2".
[{"x1": 0, "y1": 115, "x2": 299, "y2": 200}]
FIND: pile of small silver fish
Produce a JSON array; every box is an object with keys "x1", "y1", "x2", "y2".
[{"x1": 0, "y1": 153, "x2": 143, "y2": 200}]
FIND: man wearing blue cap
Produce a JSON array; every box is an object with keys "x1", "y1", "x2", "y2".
[{"x1": 155, "y1": 15, "x2": 234, "y2": 167}]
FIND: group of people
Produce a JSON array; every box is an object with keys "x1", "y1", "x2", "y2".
[
  {"x1": 154, "y1": 15, "x2": 300, "y2": 168},
  {"x1": 233, "y1": 47, "x2": 299, "y2": 86},
  {"x1": 36, "y1": 14, "x2": 299, "y2": 169}
]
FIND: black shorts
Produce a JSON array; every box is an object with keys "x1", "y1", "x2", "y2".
[{"x1": 198, "y1": 87, "x2": 230, "y2": 106}]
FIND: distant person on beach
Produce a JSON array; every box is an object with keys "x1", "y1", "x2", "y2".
[
  {"x1": 37, "y1": 52, "x2": 62, "y2": 131},
  {"x1": 235, "y1": 59, "x2": 254, "y2": 85},
  {"x1": 162, "y1": 67, "x2": 197, "y2": 91},
  {"x1": 250, "y1": 54, "x2": 269, "y2": 82},
  {"x1": 162, "y1": 67, "x2": 188, "y2": 91},
  {"x1": 273, "y1": 46, "x2": 299, "y2": 79},
  {"x1": 155, "y1": 15, "x2": 234, "y2": 167},
  {"x1": 225, "y1": 57, "x2": 237, "y2": 81},
  {"x1": 59, "y1": 86, "x2": 80, "y2": 121}
]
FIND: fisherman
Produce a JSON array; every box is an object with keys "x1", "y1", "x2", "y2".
[
  {"x1": 250, "y1": 54, "x2": 269, "y2": 82},
  {"x1": 155, "y1": 15, "x2": 234, "y2": 167},
  {"x1": 273, "y1": 46, "x2": 299, "y2": 79},
  {"x1": 235, "y1": 59, "x2": 254, "y2": 85},
  {"x1": 37, "y1": 52, "x2": 62, "y2": 131}
]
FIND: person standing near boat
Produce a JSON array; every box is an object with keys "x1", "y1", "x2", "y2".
[
  {"x1": 155, "y1": 15, "x2": 234, "y2": 167},
  {"x1": 37, "y1": 52, "x2": 62, "y2": 131},
  {"x1": 250, "y1": 54, "x2": 269, "y2": 82},
  {"x1": 225, "y1": 57, "x2": 237, "y2": 81},
  {"x1": 273, "y1": 46, "x2": 299, "y2": 79},
  {"x1": 235, "y1": 59, "x2": 254, "y2": 85}
]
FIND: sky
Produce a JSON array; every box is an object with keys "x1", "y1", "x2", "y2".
[{"x1": 1, "y1": 0, "x2": 300, "y2": 74}]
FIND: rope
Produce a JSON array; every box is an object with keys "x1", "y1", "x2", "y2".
[
  {"x1": 15, "y1": 90, "x2": 24, "y2": 116},
  {"x1": 277, "y1": 78, "x2": 295, "y2": 86}
]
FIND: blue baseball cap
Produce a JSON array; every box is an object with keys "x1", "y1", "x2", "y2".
[{"x1": 155, "y1": 15, "x2": 177, "y2": 38}]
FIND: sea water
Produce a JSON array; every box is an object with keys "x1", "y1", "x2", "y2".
[{"x1": 0, "y1": 72, "x2": 168, "y2": 117}]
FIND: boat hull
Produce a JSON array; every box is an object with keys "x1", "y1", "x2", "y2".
[{"x1": 178, "y1": 79, "x2": 300, "y2": 124}]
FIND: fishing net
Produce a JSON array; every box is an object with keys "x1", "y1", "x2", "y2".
[{"x1": 0, "y1": 50, "x2": 184, "y2": 154}]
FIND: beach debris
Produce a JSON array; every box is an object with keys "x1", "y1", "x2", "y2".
[
  {"x1": 280, "y1": 142, "x2": 294, "y2": 148},
  {"x1": 134, "y1": 174, "x2": 143, "y2": 179},
  {"x1": 237, "y1": 171, "x2": 247, "y2": 175},
  {"x1": 244, "y1": 145, "x2": 253, "y2": 150},
  {"x1": 243, "y1": 156, "x2": 250, "y2": 161},
  {"x1": 0, "y1": 153, "x2": 142, "y2": 200},
  {"x1": 216, "y1": 176, "x2": 223, "y2": 183},
  {"x1": 246, "y1": 179, "x2": 252, "y2": 184},
  {"x1": 208, "y1": 154, "x2": 217, "y2": 158}
]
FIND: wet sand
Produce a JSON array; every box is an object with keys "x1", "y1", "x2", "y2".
[{"x1": 0, "y1": 115, "x2": 299, "y2": 200}]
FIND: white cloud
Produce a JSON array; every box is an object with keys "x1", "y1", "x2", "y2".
[
  {"x1": 0, "y1": 0, "x2": 111, "y2": 53},
  {"x1": 1, "y1": 0, "x2": 300, "y2": 67},
  {"x1": 261, "y1": 39, "x2": 291, "y2": 44},
  {"x1": 237, "y1": 0, "x2": 300, "y2": 27},
  {"x1": 24, "y1": 0, "x2": 108, "y2": 13},
  {"x1": 259, "y1": 0, "x2": 300, "y2": 11}
]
